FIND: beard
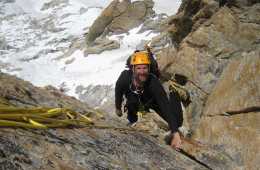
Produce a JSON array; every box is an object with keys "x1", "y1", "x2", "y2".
[{"x1": 134, "y1": 73, "x2": 148, "y2": 84}]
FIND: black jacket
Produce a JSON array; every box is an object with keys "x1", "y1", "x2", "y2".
[{"x1": 115, "y1": 70, "x2": 178, "y2": 132}]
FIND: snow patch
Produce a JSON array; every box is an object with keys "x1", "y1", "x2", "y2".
[
  {"x1": 153, "y1": 0, "x2": 181, "y2": 15},
  {"x1": 0, "y1": 0, "x2": 181, "y2": 101}
]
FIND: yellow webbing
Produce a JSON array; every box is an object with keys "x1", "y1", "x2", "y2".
[{"x1": 0, "y1": 107, "x2": 93, "y2": 129}]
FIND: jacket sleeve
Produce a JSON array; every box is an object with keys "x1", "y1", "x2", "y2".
[
  {"x1": 115, "y1": 71, "x2": 127, "y2": 110},
  {"x1": 151, "y1": 79, "x2": 179, "y2": 133}
]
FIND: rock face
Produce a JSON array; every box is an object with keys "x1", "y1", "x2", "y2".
[
  {"x1": 83, "y1": 1, "x2": 260, "y2": 168},
  {"x1": 107, "y1": 0, "x2": 154, "y2": 34},
  {"x1": 86, "y1": 0, "x2": 154, "y2": 45},
  {"x1": 1, "y1": 0, "x2": 259, "y2": 169},
  {"x1": 75, "y1": 84, "x2": 115, "y2": 114},
  {"x1": 156, "y1": 0, "x2": 260, "y2": 169},
  {"x1": 0, "y1": 127, "x2": 208, "y2": 170},
  {"x1": 193, "y1": 51, "x2": 260, "y2": 170},
  {"x1": 0, "y1": 73, "x2": 90, "y2": 113},
  {"x1": 85, "y1": 0, "x2": 155, "y2": 55},
  {"x1": 203, "y1": 52, "x2": 260, "y2": 116},
  {"x1": 84, "y1": 37, "x2": 120, "y2": 56},
  {"x1": 0, "y1": 72, "x2": 209, "y2": 169},
  {"x1": 85, "y1": 0, "x2": 123, "y2": 45}
]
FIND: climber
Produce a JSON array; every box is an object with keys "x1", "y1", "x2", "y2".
[
  {"x1": 125, "y1": 45, "x2": 160, "y2": 78},
  {"x1": 115, "y1": 51, "x2": 182, "y2": 150}
]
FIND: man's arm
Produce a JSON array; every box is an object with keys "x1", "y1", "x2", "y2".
[
  {"x1": 150, "y1": 78, "x2": 182, "y2": 149},
  {"x1": 151, "y1": 78, "x2": 179, "y2": 133},
  {"x1": 115, "y1": 71, "x2": 128, "y2": 110}
]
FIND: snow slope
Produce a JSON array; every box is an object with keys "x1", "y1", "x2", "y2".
[{"x1": 0, "y1": 0, "x2": 181, "y2": 99}]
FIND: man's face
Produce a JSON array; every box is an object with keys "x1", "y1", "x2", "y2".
[{"x1": 133, "y1": 64, "x2": 149, "y2": 83}]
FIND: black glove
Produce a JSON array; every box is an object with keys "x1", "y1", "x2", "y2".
[{"x1": 115, "y1": 109, "x2": 123, "y2": 117}]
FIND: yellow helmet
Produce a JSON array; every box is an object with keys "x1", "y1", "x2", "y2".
[{"x1": 130, "y1": 51, "x2": 151, "y2": 65}]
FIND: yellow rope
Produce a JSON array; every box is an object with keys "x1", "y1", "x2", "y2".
[{"x1": 0, "y1": 107, "x2": 93, "y2": 129}]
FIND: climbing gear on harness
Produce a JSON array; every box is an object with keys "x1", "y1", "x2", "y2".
[
  {"x1": 129, "y1": 80, "x2": 144, "y2": 95},
  {"x1": 169, "y1": 80, "x2": 191, "y2": 107}
]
